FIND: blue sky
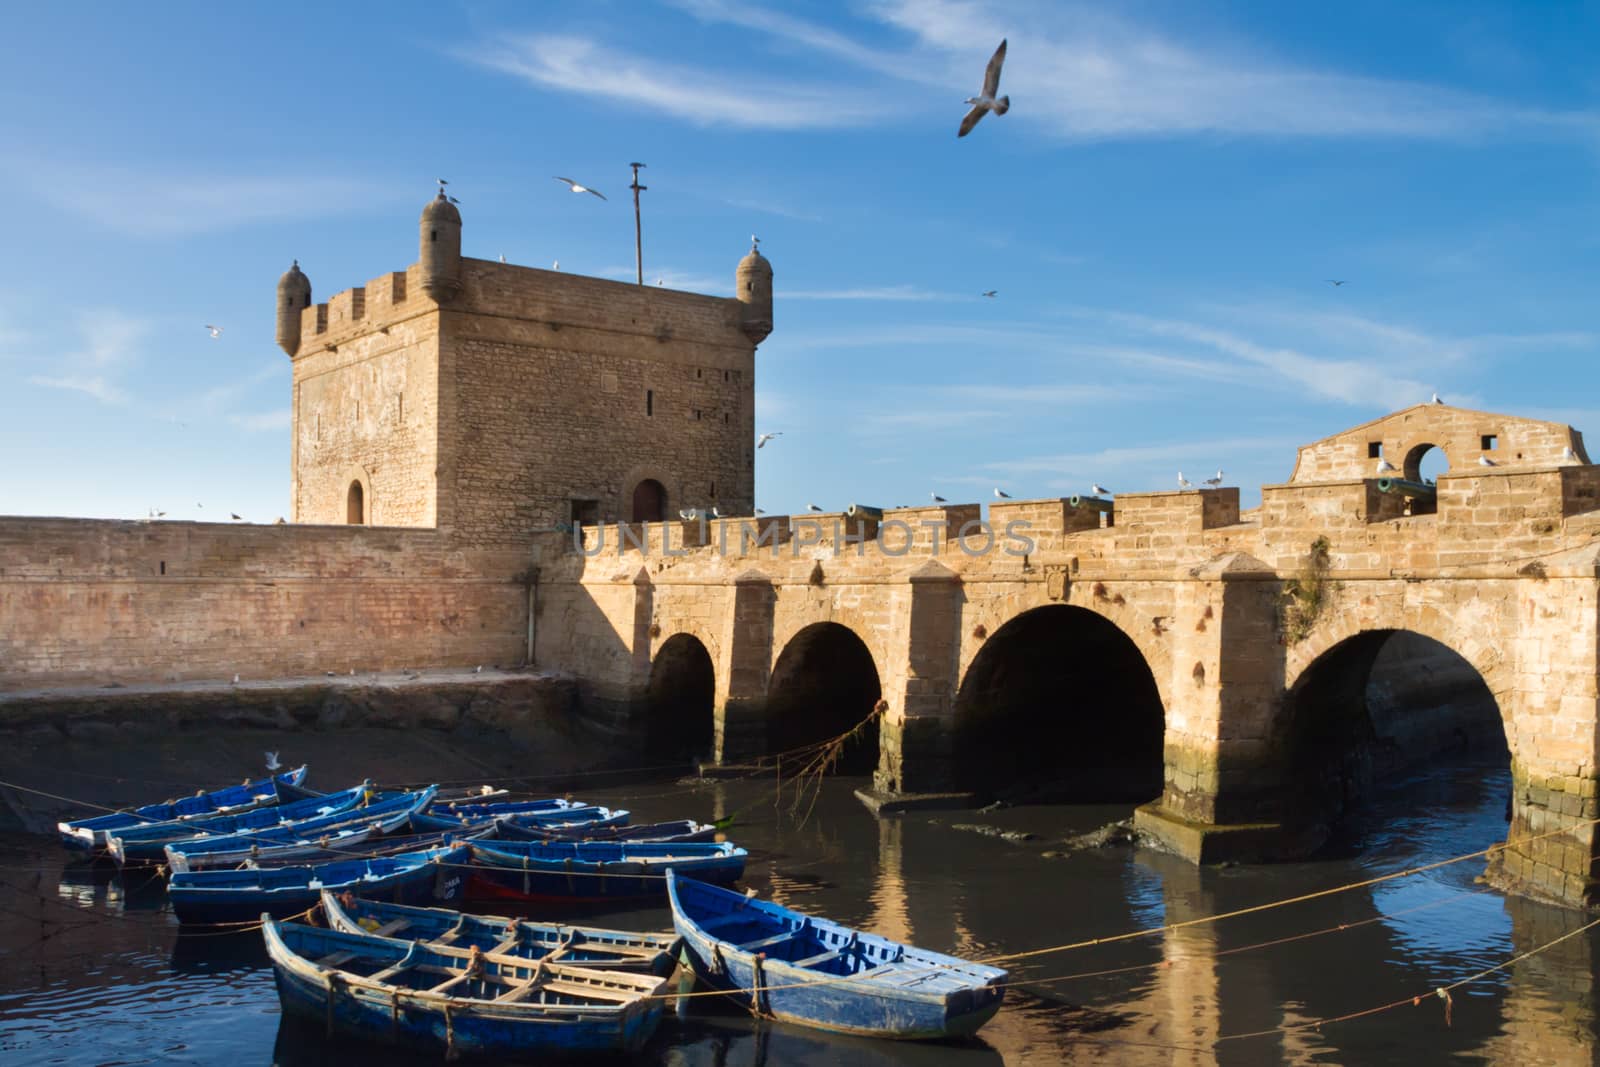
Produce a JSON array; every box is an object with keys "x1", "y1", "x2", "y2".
[{"x1": 3, "y1": 0, "x2": 1598, "y2": 521}]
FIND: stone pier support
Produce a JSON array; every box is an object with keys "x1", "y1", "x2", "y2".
[
  {"x1": 713, "y1": 569, "x2": 775, "y2": 763},
  {"x1": 874, "y1": 561, "x2": 964, "y2": 795}
]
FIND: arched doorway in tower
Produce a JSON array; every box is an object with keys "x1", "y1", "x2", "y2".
[
  {"x1": 645, "y1": 634, "x2": 715, "y2": 765},
  {"x1": 346, "y1": 481, "x2": 365, "y2": 524},
  {"x1": 765, "y1": 623, "x2": 881, "y2": 775},
  {"x1": 1281, "y1": 629, "x2": 1506, "y2": 853},
  {"x1": 630, "y1": 479, "x2": 667, "y2": 523},
  {"x1": 953, "y1": 605, "x2": 1164, "y2": 803}
]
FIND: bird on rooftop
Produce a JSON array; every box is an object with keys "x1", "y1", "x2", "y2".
[
  {"x1": 757, "y1": 432, "x2": 782, "y2": 448},
  {"x1": 754, "y1": 507, "x2": 765, "y2": 515},
  {"x1": 1203, "y1": 470, "x2": 1224, "y2": 488},
  {"x1": 498, "y1": 254, "x2": 506, "y2": 263},
  {"x1": 1326, "y1": 279, "x2": 1347, "y2": 287},
  {"x1": 553, "y1": 176, "x2": 606, "y2": 200},
  {"x1": 552, "y1": 260, "x2": 559, "y2": 270},
  {"x1": 265, "y1": 751, "x2": 281, "y2": 771},
  {"x1": 232, "y1": 674, "x2": 239, "y2": 684},
  {"x1": 231, "y1": 513, "x2": 242, "y2": 520},
  {"x1": 710, "y1": 506, "x2": 721, "y2": 518},
  {"x1": 437, "y1": 178, "x2": 449, "y2": 188},
  {"x1": 1479, "y1": 455, "x2": 1496, "y2": 467},
  {"x1": 1091, "y1": 483, "x2": 1110, "y2": 496},
  {"x1": 1376, "y1": 457, "x2": 1398, "y2": 474},
  {"x1": 1563, "y1": 445, "x2": 1579, "y2": 463},
  {"x1": 205, "y1": 324, "x2": 223, "y2": 338},
  {"x1": 1177, "y1": 472, "x2": 1193, "y2": 489},
  {"x1": 807, "y1": 503, "x2": 823, "y2": 512},
  {"x1": 475, "y1": 665, "x2": 483, "y2": 673},
  {"x1": 958, "y1": 39, "x2": 1010, "y2": 138},
  {"x1": 981, "y1": 290, "x2": 997, "y2": 298},
  {"x1": 1432, "y1": 391, "x2": 1443, "y2": 404},
  {"x1": 931, "y1": 492, "x2": 948, "y2": 503},
  {"x1": 274, "y1": 517, "x2": 286, "y2": 524},
  {"x1": 993, "y1": 487, "x2": 1011, "y2": 499}
]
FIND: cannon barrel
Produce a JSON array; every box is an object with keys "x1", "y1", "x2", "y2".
[
  {"x1": 1067, "y1": 494, "x2": 1114, "y2": 513},
  {"x1": 1376, "y1": 477, "x2": 1436, "y2": 499},
  {"x1": 846, "y1": 503, "x2": 884, "y2": 522}
]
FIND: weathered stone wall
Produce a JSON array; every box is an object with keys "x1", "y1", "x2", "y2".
[
  {"x1": 1289, "y1": 403, "x2": 1587, "y2": 482},
  {"x1": 0, "y1": 518, "x2": 528, "y2": 689},
  {"x1": 291, "y1": 266, "x2": 439, "y2": 528}
]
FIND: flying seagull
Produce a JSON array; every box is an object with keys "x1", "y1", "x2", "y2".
[
  {"x1": 553, "y1": 176, "x2": 606, "y2": 200},
  {"x1": 1177, "y1": 472, "x2": 1193, "y2": 489},
  {"x1": 231, "y1": 512, "x2": 243, "y2": 520},
  {"x1": 265, "y1": 751, "x2": 281, "y2": 771},
  {"x1": 931, "y1": 492, "x2": 948, "y2": 503},
  {"x1": 958, "y1": 39, "x2": 1010, "y2": 138},
  {"x1": 1091, "y1": 483, "x2": 1110, "y2": 496},
  {"x1": 754, "y1": 507, "x2": 765, "y2": 515},
  {"x1": 1203, "y1": 469, "x2": 1224, "y2": 488},
  {"x1": 1326, "y1": 279, "x2": 1347, "y2": 287},
  {"x1": 205, "y1": 324, "x2": 223, "y2": 338},
  {"x1": 806, "y1": 503, "x2": 823, "y2": 512},
  {"x1": 1376, "y1": 457, "x2": 1398, "y2": 474},
  {"x1": 993, "y1": 487, "x2": 1012, "y2": 499},
  {"x1": 981, "y1": 290, "x2": 997, "y2": 298},
  {"x1": 1479, "y1": 455, "x2": 1496, "y2": 467},
  {"x1": 757, "y1": 432, "x2": 782, "y2": 448}
]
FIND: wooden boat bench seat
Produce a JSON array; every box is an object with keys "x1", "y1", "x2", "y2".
[
  {"x1": 791, "y1": 947, "x2": 849, "y2": 968},
  {"x1": 318, "y1": 951, "x2": 359, "y2": 968},
  {"x1": 735, "y1": 930, "x2": 801, "y2": 953},
  {"x1": 370, "y1": 918, "x2": 412, "y2": 937}
]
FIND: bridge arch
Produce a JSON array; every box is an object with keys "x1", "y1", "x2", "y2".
[
  {"x1": 765, "y1": 621, "x2": 882, "y2": 774},
  {"x1": 1277, "y1": 624, "x2": 1508, "y2": 846},
  {"x1": 645, "y1": 632, "x2": 716, "y2": 764},
  {"x1": 952, "y1": 603, "x2": 1166, "y2": 802}
]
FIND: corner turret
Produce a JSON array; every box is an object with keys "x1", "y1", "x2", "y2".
[
  {"x1": 420, "y1": 190, "x2": 462, "y2": 302},
  {"x1": 736, "y1": 238, "x2": 772, "y2": 345},
  {"x1": 276, "y1": 260, "x2": 311, "y2": 356}
]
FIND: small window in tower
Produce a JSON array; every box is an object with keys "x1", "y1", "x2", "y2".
[
  {"x1": 696, "y1": 368, "x2": 702, "y2": 379},
  {"x1": 1368, "y1": 441, "x2": 1383, "y2": 459},
  {"x1": 724, "y1": 370, "x2": 730, "y2": 382},
  {"x1": 1482, "y1": 434, "x2": 1498, "y2": 451},
  {"x1": 646, "y1": 389, "x2": 654, "y2": 416},
  {"x1": 710, "y1": 481, "x2": 717, "y2": 498},
  {"x1": 160, "y1": 561, "x2": 166, "y2": 575},
  {"x1": 694, "y1": 409, "x2": 701, "y2": 421},
  {"x1": 431, "y1": 230, "x2": 438, "y2": 242},
  {"x1": 723, "y1": 412, "x2": 729, "y2": 424}
]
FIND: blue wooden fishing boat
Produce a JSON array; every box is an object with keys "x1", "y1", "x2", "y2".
[
  {"x1": 467, "y1": 840, "x2": 746, "y2": 905},
  {"x1": 107, "y1": 783, "x2": 372, "y2": 866},
  {"x1": 162, "y1": 787, "x2": 438, "y2": 873},
  {"x1": 667, "y1": 871, "x2": 1008, "y2": 1040},
  {"x1": 320, "y1": 890, "x2": 680, "y2": 974},
  {"x1": 497, "y1": 817, "x2": 718, "y2": 845},
  {"x1": 409, "y1": 797, "x2": 626, "y2": 834},
  {"x1": 262, "y1": 916, "x2": 670, "y2": 1057},
  {"x1": 57, "y1": 766, "x2": 309, "y2": 850},
  {"x1": 168, "y1": 844, "x2": 469, "y2": 924}
]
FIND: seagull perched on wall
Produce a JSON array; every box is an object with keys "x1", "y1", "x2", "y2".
[
  {"x1": 754, "y1": 507, "x2": 765, "y2": 515},
  {"x1": 1432, "y1": 391, "x2": 1443, "y2": 404},
  {"x1": 552, "y1": 260, "x2": 560, "y2": 270},
  {"x1": 553, "y1": 176, "x2": 606, "y2": 200},
  {"x1": 1177, "y1": 472, "x2": 1193, "y2": 489},
  {"x1": 265, "y1": 751, "x2": 281, "y2": 771},
  {"x1": 757, "y1": 432, "x2": 782, "y2": 448},
  {"x1": 710, "y1": 507, "x2": 722, "y2": 518},
  {"x1": 1091, "y1": 483, "x2": 1110, "y2": 496},
  {"x1": 1479, "y1": 455, "x2": 1497, "y2": 467},
  {"x1": 1203, "y1": 470, "x2": 1224, "y2": 488},
  {"x1": 931, "y1": 492, "x2": 948, "y2": 503},
  {"x1": 231, "y1": 513, "x2": 243, "y2": 520},
  {"x1": 993, "y1": 487, "x2": 1012, "y2": 499},
  {"x1": 678, "y1": 508, "x2": 696, "y2": 520},
  {"x1": 205, "y1": 324, "x2": 223, "y2": 338},
  {"x1": 1563, "y1": 445, "x2": 1579, "y2": 463},
  {"x1": 958, "y1": 39, "x2": 1010, "y2": 137},
  {"x1": 1376, "y1": 457, "x2": 1398, "y2": 474},
  {"x1": 807, "y1": 503, "x2": 823, "y2": 512}
]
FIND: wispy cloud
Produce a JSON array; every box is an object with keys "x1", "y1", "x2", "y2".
[
  {"x1": 785, "y1": 285, "x2": 968, "y2": 301},
  {"x1": 720, "y1": 196, "x2": 824, "y2": 222},
  {"x1": 28, "y1": 373, "x2": 129, "y2": 406},
  {"x1": 597, "y1": 267, "x2": 730, "y2": 294},
  {"x1": 464, "y1": 34, "x2": 885, "y2": 129},
  {"x1": 15, "y1": 158, "x2": 384, "y2": 237}
]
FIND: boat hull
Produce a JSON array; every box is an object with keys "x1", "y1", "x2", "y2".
[
  {"x1": 467, "y1": 842, "x2": 745, "y2": 905},
  {"x1": 169, "y1": 846, "x2": 468, "y2": 924},
  {"x1": 668, "y1": 872, "x2": 1006, "y2": 1041}
]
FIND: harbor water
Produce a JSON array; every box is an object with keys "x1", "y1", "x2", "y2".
[{"x1": 2, "y1": 758, "x2": 1596, "y2": 1065}]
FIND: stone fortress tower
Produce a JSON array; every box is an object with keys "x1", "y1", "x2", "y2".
[{"x1": 277, "y1": 191, "x2": 772, "y2": 544}]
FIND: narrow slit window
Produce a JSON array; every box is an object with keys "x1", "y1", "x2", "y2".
[{"x1": 646, "y1": 389, "x2": 654, "y2": 416}]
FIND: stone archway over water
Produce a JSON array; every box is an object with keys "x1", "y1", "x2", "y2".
[
  {"x1": 1280, "y1": 629, "x2": 1507, "y2": 848},
  {"x1": 953, "y1": 604, "x2": 1165, "y2": 803},
  {"x1": 766, "y1": 622, "x2": 881, "y2": 774},
  {"x1": 645, "y1": 633, "x2": 715, "y2": 764}
]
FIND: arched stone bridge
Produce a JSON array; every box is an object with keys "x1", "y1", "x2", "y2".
[{"x1": 536, "y1": 404, "x2": 1600, "y2": 908}]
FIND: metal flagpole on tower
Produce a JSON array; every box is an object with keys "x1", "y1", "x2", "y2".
[{"x1": 629, "y1": 162, "x2": 647, "y2": 285}]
